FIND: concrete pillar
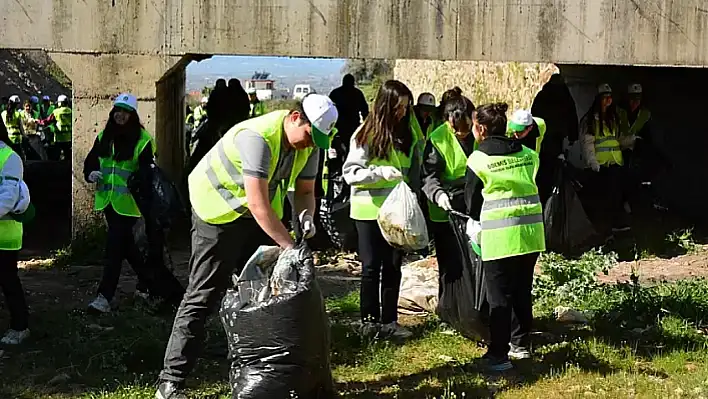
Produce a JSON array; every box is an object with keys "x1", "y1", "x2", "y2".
[{"x1": 47, "y1": 53, "x2": 187, "y2": 241}]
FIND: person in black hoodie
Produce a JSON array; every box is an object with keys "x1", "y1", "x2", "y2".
[
  {"x1": 83, "y1": 93, "x2": 183, "y2": 314},
  {"x1": 465, "y1": 103, "x2": 546, "y2": 372}
]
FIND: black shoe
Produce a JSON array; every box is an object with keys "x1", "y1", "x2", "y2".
[
  {"x1": 155, "y1": 381, "x2": 187, "y2": 399},
  {"x1": 481, "y1": 352, "x2": 513, "y2": 372}
]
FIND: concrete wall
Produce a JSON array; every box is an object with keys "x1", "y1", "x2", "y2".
[
  {"x1": 395, "y1": 60, "x2": 557, "y2": 110},
  {"x1": 4, "y1": 1, "x2": 708, "y2": 66}
]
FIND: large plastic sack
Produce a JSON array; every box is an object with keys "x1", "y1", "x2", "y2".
[
  {"x1": 132, "y1": 218, "x2": 174, "y2": 271},
  {"x1": 544, "y1": 161, "x2": 597, "y2": 255},
  {"x1": 220, "y1": 244, "x2": 335, "y2": 399},
  {"x1": 377, "y1": 181, "x2": 429, "y2": 251},
  {"x1": 398, "y1": 259, "x2": 439, "y2": 315},
  {"x1": 436, "y1": 211, "x2": 489, "y2": 342}
]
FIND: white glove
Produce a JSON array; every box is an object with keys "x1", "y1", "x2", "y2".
[
  {"x1": 298, "y1": 210, "x2": 316, "y2": 239},
  {"x1": 591, "y1": 163, "x2": 600, "y2": 172},
  {"x1": 88, "y1": 171, "x2": 103, "y2": 183},
  {"x1": 374, "y1": 166, "x2": 403, "y2": 181},
  {"x1": 557, "y1": 153, "x2": 566, "y2": 160},
  {"x1": 465, "y1": 219, "x2": 482, "y2": 255},
  {"x1": 327, "y1": 148, "x2": 338, "y2": 159},
  {"x1": 436, "y1": 193, "x2": 452, "y2": 211}
]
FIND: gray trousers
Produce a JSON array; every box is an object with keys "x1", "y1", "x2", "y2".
[{"x1": 159, "y1": 212, "x2": 273, "y2": 383}]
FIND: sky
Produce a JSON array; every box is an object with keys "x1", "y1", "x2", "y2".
[{"x1": 186, "y1": 55, "x2": 346, "y2": 80}]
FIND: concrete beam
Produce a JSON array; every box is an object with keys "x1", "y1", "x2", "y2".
[
  {"x1": 4, "y1": 0, "x2": 708, "y2": 66},
  {"x1": 47, "y1": 53, "x2": 185, "y2": 239}
]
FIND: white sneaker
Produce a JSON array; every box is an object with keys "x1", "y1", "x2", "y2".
[
  {"x1": 88, "y1": 294, "x2": 111, "y2": 313},
  {"x1": 380, "y1": 322, "x2": 413, "y2": 340},
  {"x1": 1, "y1": 329, "x2": 30, "y2": 345}
]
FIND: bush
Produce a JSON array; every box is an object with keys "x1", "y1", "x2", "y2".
[{"x1": 534, "y1": 250, "x2": 618, "y2": 303}]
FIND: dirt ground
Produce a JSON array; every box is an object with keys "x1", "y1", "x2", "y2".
[{"x1": 598, "y1": 247, "x2": 708, "y2": 284}]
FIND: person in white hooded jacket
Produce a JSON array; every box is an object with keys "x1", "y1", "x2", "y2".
[{"x1": 0, "y1": 118, "x2": 31, "y2": 345}]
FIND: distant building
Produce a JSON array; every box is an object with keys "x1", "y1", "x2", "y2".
[{"x1": 244, "y1": 71, "x2": 288, "y2": 100}]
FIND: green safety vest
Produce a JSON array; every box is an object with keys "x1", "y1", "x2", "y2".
[
  {"x1": 467, "y1": 146, "x2": 546, "y2": 261},
  {"x1": 53, "y1": 107, "x2": 72, "y2": 143},
  {"x1": 427, "y1": 122, "x2": 468, "y2": 222},
  {"x1": 594, "y1": 118, "x2": 623, "y2": 166},
  {"x1": 350, "y1": 110, "x2": 424, "y2": 221},
  {"x1": 506, "y1": 117, "x2": 546, "y2": 153},
  {"x1": 0, "y1": 146, "x2": 22, "y2": 250},
  {"x1": 193, "y1": 106, "x2": 206, "y2": 124},
  {"x1": 189, "y1": 110, "x2": 313, "y2": 225},
  {"x1": 250, "y1": 102, "x2": 267, "y2": 118},
  {"x1": 94, "y1": 129, "x2": 153, "y2": 217},
  {"x1": 1, "y1": 110, "x2": 23, "y2": 144},
  {"x1": 618, "y1": 108, "x2": 651, "y2": 137}
]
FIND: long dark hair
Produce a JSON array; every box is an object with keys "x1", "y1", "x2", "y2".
[
  {"x1": 97, "y1": 107, "x2": 145, "y2": 162},
  {"x1": 583, "y1": 94, "x2": 618, "y2": 136},
  {"x1": 444, "y1": 95, "x2": 475, "y2": 133},
  {"x1": 355, "y1": 80, "x2": 413, "y2": 160},
  {"x1": 474, "y1": 102, "x2": 509, "y2": 137},
  {"x1": 0, "y1": 116, "x2": 10, "y2": 146}
]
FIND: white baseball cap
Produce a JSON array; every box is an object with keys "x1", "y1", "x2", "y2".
[
  {"x1": 57, "y1": 95, "x2": 68, "y2": 103},
  {"x1": 508, "y1": 109, "x2": 534, "y2": 132},
  {"x1": 598, "y1": 83, "x2": 612, "y2": 95},
  {"x1": 416, "y1": 92, "x2": 436, "y2": 107},
  {"x1": 302, "y1": 94, "x2": 338, "y2": 150},
  {"x1": 246, "y1": 88, "x2": 257, "y2": 95},
  {"x1": 628, "y1": 83, "x2": 643, "y2": 95},
  {"x1": 9, "y1": 95, "x2": 20, "y2": 104},
  {"x1": 114, "y1": 93, "x2": 138, "y2": 112},
  {"x1": 42, "y1": 95, "x2": 50, "y2": 101}
]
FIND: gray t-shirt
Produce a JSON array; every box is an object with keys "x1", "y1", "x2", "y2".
[{"x1": 234, "y1": 128, "x2": 319, "y2": 184}]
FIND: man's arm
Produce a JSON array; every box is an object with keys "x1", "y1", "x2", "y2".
[
  {"x1": 358, "y1": 90, "x2": 370, "y2": 120},
  {"x1": 244, "y1": 176, "x2": 294, "y2": 249},
  {"x1": 293, "y1": 149, "x2": 319, "y2": 219}
]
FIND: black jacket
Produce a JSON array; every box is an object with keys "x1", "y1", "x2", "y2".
[
  {"x1": 465, "y1": 136, "x2": 524, "y2": 220},
  {"x1": 421, "y1": 132, "x2": 475, "y2": 212}
]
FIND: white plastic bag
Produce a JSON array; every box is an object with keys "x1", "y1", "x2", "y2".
[
  {"x1": 377, "y1": 181, "x2": 429, "y2": 251},
  {"x1": 465, "y1": 219, "x2": 482, "y2": 256}
]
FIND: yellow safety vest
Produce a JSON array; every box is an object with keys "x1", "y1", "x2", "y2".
[
  {"x1": 0, "y1": 146, "x2": 22, "y2": 250},
  {"x1": 427, "y1": 122, "x2": 468, "y2": 222},
  {"x1": 593, "y1": 118, "x2": 623, "y2": 166},
  {"x1": 1, "y1": 110, "x2": 23, "y2": 144},
  {"x1": 53, "y1": 107, "x2": 73, "y2": 143},
  {"x1": 350, "y1": 110, "x2": 424, "y2": 221},
  {"x1": 193, "y1": 106, "x2": 206, "y2": 124},
  {"x1": 618, "y1": 108, "x2": 651, "y2": 137},
  {"x1": 189, "y1": 110, "x2": 313, "y2": 225},
  {"x1": 94, "y1": 129, "x2": 153, "y2": 217},
  {"x1": 467, "y1": 146, "x2": 546, "y2": 261}
]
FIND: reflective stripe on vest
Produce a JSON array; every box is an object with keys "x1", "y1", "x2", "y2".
[
  {"x1": 594, "y1": 120, "x2": 623, "y2": 166},
  {"x1": 53, "y1": 107, "x2": 72, "y2": 143},
  {"x1": 466, "y1": 146, "x2": 545, "y2": 261},
  {"x1": 94, "y1": 129, "x2": 152, "y2": 217},
  {"x1": 350, "y1": 111, "x2": 422, "y2": 221},
  {"x1": 2, "y1": 110, "x2": 22, "y2": 144},
  {"x1": 427, "y1": 122, "x2": 468, "y2": 222},
  {"x1": 0, "y1": 146, "x2": 22, "y2": 250},
  {"x1": 189, "y1": 111, "x2": 313, "y2": 225}
]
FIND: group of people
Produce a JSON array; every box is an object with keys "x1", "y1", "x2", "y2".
[
  {"x1": 0, "y1": 94, "x2": 72, "y2": 161},
  {"x1": 0, "y1": 73, "x2": 658, "y2": 398}
]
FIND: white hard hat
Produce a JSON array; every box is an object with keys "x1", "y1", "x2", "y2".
[
  {"x1": 302, "y1": 94, "x2": 338, "y2": 150},
  {"x1": 246, "y1": 88, "x2": 257, "y2": 95},
  {"x1": 416, "y1": 92, "x2": 436, "y2": 107},
  {"x1": 57, "y1": 95, "x2": 68, "y2": 103},
  {"x1": 113, "y1": 93, "x2": 138, "y2": 112},
  {"x1": 509, "y1": 110, "x2": 534, "y2": 132},
  {"x1": 597, "y1": 83, "x2": 612, "y2": 95},
  {"x1": 9, "y1": 95, "x2": 20, "y2": 104},
  {"x1": 200, "y1": 96, "x2": 208, "y2": 103},
  {"x1": 628, "y1": 83, "x2": 643, "y2": 95}
]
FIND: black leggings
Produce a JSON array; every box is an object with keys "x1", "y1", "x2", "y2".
[
  {"x1": 355, "y1": 220, "x2": 403, "y2": 324},
  {"x1": 0, "y1": 250, "x2": 28, "y2": 330}
]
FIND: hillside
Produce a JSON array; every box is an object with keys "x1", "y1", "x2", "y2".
[{"x1": 0, "y1": 50, "x2": 71, "y2": 100}]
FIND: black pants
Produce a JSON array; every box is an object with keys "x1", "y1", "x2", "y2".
[
  {"x1": 136, "y1": 218, "x2": 185, "y2": 301},
  {"x1": 160, "y1": 213, "x2": 273, "y2": 384},
  {"x1": 590, "y1": 165, "x2": 626, "y2": 233},
  {"x1": 430, "y1": 221, "x2": 462, "y2": 299},
  {"x1": 0, "y1": 250, "x2": 28, "y2": 331},
  {"x1": 355, "y1": 220, "x2": 403, "y2": 324},
  {"x1": 483, "y1": 252, "x2": 537, "y2": 358}
]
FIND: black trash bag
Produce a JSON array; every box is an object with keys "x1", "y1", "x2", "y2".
[
  {"x1": 220, "y1": 244, "x2": 335, "y2": 399},
  {"x1": 543, "y1": 161, "x2": 597, "y2": 255},
  {"x1": 436, "y1": 211, "x2": 490, "y2": 342},
  {"x1": 130, "y1": 164, "x2": 185, "y2": 230}
]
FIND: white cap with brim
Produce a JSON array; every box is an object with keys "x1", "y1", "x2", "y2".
[
  {"x1": 114, "y1": 93, "x2": 138, "y2": 112},
  {"x1": 508, "y1": 109, "x2": 534, "y2": 132},
  {"x1": 9, "y1": 95, "x2": 20, "y2": 104},
  {"x1": 246, "y1": 88, "x2": 257, "y2": 95},
  {"x1": 628, "y1": 83, "x2": 643, "y2": 95},
  {"x1": 417, "y1": 92, "x2": 436, "y2": 107},
  {"x1": 598, "y1": 83, "x2": 612, "y2": 95},
  {"x1": 302, "y1": 94, "x2": 338, "y2": 150}
]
